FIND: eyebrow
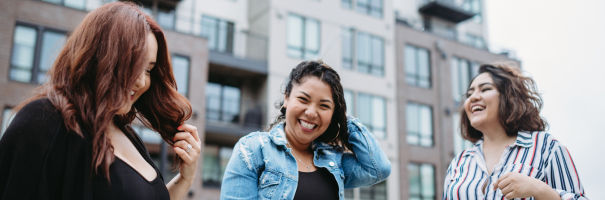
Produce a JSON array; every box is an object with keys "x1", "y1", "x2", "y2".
[{"x1": 300, "y1": 91, "x2": 334, "y2": 105}]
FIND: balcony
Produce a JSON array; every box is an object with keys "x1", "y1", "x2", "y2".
[{"x1": 418, "y1": 0, "x2": 474, "y2": 23}]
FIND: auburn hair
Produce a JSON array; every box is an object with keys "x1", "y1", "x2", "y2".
[
  {"x1": 460, "y1": 63, "x2": 547, "y2": 143},
  {"x1": 18, "y1": 2, "x2": 191, "y2": 179}
]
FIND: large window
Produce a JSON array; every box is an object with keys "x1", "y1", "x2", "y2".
[
  {"x1": 202, "y1": 144, "x2": 233, "y2": 187},
  {"x1": 1, "y1": 108, "x2": 15, "y2": 138},
  {"x1": 451, "y1": 57, "x2": 479, "y2": 102},
  {"x1": 206, "y1": 82, "x2": 241, "y2": 123},
  {"x1": 287, "y1": 14, "x2": 320, "y2": 59},
  {"x1": 404, "y1": 45, "x2": 431, "y2": 88},
  {"x1": 408, "y1": 163, "x2": 435, "y2": 200},
  {"x1": 342, "y1": 0, "x2": 383, "y2": 18},
  {"x1": 342, "y1": 28, "x2": 384, "y2": 76},
  {"x1": 201, "y1": 15, "x2": 234, "y2": 54},
  {"x1": 171, "y1": 55, "x2": 190, "y2": 97},
  {"x1": 344, "y1": 90, "x2": 386, "y2": 139},
  {"x1": 453, "y1": 113, "x2": 474, "y2": 155},
  {"x1": 41, "y1": 0, "x2": 87, "y2": 10},
  {"x1": 406, "y1": 102, "x2": 433, "y2": 147},
  {"x1": 10, "y1": 24, "x2": 66, "y2": 84}
]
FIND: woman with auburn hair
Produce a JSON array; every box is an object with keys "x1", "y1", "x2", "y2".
[
  {"x1": 0, "y1": 2, "x2": 200, "y2": 200},
  {"x1": 443, "y1": 64, "x2": 587, "y2": 200}
]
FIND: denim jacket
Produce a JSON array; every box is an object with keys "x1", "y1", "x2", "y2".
[{"x1": 220, "y1": 117, "x2": 391, "y2": 200}]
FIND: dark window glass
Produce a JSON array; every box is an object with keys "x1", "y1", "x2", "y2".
[
  {"x1": 408, "y1": 163, "x2": 435, "y2": 200},
  {"x1": 355, "y1": 31, "x2": 384, "y2": 76},
  {"x1": 10, "y1": 24, "x2": 66, "y2": 84},
  {"x1": 205, "y1": 82, "x2": 241, "y2": 123},
  {"x1": 201, "y1": 15, "x2": 234, "y2": 54},
  {"x1": 356, "y1": 93, "x2": 386, "y2": 139},
  {"x1": 202, "y1": 144, "x2": 233, "y2": 187}
]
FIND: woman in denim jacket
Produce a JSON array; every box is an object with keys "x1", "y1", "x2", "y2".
[{"x1": 220, "y1": 60, "x2": 391, "y2": 200}]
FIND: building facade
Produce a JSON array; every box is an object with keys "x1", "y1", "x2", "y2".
[{"x1": 0, "y1": 0, "x2": 518, "y2": 199}]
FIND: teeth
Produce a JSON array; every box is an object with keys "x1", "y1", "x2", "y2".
[
  {"x1": 129, "y1": 91, "x2": 135, "y2": 96},
  {"x1": 300, "y1": 120, "x2": 316, "y2": 129},
  {"x1": 471, "y1": 105, "x2": 484, "y2": 112}
]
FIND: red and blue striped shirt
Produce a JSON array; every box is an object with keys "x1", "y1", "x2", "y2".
[{"x1": 443, "y1": 131, "x2": 587, "y2": 200}]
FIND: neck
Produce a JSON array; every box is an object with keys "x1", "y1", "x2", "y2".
[
  {"x1": 479, "y1": 123, "x2": 515, "y2": 147},
  {"x1": 284, "y1": 133, "x2": 311, "y2": 154}
]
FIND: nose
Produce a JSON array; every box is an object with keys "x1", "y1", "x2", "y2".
[
  {"x1": 467, "y1": 90, "x2": 481, "y2": 102},
  {"x1": 304, "y1": 105, "x2": 319, "y2": 120}
]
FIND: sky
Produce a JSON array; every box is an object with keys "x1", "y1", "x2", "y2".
[{"x1": 486, "y1": 0, "x2": 605, "y2": 198}]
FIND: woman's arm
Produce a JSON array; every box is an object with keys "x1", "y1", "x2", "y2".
[
  {"x1": 342, "y1": 117, "x2": 391, "y2": 188},
  {"x1": 167, "y1": 124, "x2": 201, "y2": 200},
  {"x1": 220, "y1": 136, "x2": 261, "y2": 199}
]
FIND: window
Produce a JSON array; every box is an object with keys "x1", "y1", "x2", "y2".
[
  {"x1": 357, "y1": 0, "x2": 383, "y2": 18},
  {"x1": 42, "y1": 0, "x2": 87, "y2": 10},
  {"x1": 342, "y1": 28, "x2": 354, "y2": 69},
  {"x1": 346, "y1": 180, "x2": 387, "y2": 200},
  {"x1": 201, "y1": 15, "x2": 235, "y2": 54},
  {"x1": 464, "y1": 34, "x2": 486, "y2": 49},
  {"x1": 342, "y1": 28, "x2": 384, "y2": 76},
  {"x1": 343, "y1": 89, "x2": 355, "y2": 115},
  {"x1": 206, "y1": 82, "x2": 241, "y2": 123},
  {"x1": 462, "y1": 0, "x2": 482, "y2": 23},
  {"x1": 404, "y1": 45, "x2": 431, "y2": 88},
  {"x1": 408, "y1": 163, "x2": 435, "y2": 200},
  {"x1": 406, "y1": 102, "x2": 433, "y2": 147},
  {"x1": 131, "y1": 125, "x2": 163, "y2": 144},
  {"x1": 202, "y1": 144, "x2": 233, "y2": 187},
  {"x1": 2, "y1": 108, "x2": 15, "y2": 138},
  {"x1": 171, "y1": 55, "x2": 190, "y2": 96},
  {"x1": 342, "y1": 0, "x2": 383, "y2": 18},
  {"x1": 451, "y1": 57, "x2": 479, "y2": 102},
  {"x1": 287, "y1": 14, "x2": 320, "y2": 59},
  {"x1": 10, "y1": 24, "x2": 67, "y2": 84},
  {"x1": 346, "y1": 91, "x2": 386, "y2": 139},
  {"x1": 157, "y1": 8, "x2": 176, "y2": 30},
  {"x1": 342, "y1": 0, "x2": 353, "y2": 9},
  {"x1": 452, "y1": 113, "x2": 474, "y2": 155}
]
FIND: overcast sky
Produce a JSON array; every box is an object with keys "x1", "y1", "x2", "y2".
[{"x1": 486, "y1": 0, "x2": 605, "y2": 198}]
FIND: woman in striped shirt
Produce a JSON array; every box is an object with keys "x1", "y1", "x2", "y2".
[{"x1": 443, "y1": 63, "x2": 587, "y2": 200}]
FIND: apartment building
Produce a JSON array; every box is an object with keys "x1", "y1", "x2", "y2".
[{"x1": 0, "y1": 0, "x2": 518, "y2": 199}]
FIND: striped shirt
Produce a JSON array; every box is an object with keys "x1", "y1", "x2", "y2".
[{"x1": 443, "y1": 131, "x2": 587, "y2": 200}]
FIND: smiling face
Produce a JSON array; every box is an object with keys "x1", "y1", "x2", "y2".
[
  {"x1": 116, "y1": 33, "x2": 157, "y2": 115},
  {"x1": 283, "y1": 76, "x2": 335, "y2": 146},
  {"x1": 464, "y1": 73, "x2": 501, "y2": 132}
]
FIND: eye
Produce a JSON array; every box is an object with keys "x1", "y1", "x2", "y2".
[
  {"x1": 297, "y1": 96, "x2": 308, "y2": 103},
  {"x1": 481, "y1": 87, "x2": 492, "y2": 92},
  {"x1": 320, "y1": 104, "x2": 331, "y2": 109}
]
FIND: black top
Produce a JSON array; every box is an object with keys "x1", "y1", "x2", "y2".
[
  {"x1": 0, "y1": 99, "x2": 169, "y2": 200},
  {"x1": 293, "y1": 168, "x2": 339, "y2": 200}
]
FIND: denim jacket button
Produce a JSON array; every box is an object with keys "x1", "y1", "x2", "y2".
[{"x1": 329, "y1": 161, "x2": 335, "y2": 167}]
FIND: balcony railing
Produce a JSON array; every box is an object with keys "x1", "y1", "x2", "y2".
[{"x1": 418, "y1": 0, "x2": 474, "y2": 23}]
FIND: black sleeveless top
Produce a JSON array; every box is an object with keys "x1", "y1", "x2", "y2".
[
  {"x1": 293, "y1": 168, "x2": 338, "y2": 200},
  {"x1": 92, "y1": 127, "x2": 170, "y2": 200}
]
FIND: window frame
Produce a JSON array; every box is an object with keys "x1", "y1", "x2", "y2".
[
  {"x1": 405, "y1": 102, "x2": 434, "y2": 147},
  {"x1": 170, "y1": 53, "x2": 191, "y2": 98},
  {"x1": 404, "y1": 44, "x2": 432, "y2": 88},
  {"x1": 408, "y1": 162, "x2": 436, "y2": 200},
  {"x1": 201, "y1": 144, "x2": 234, "y2": 188},
  {"x1": 9, "y1": 22, "x2": 67, "y2": 84},
  {"x1": 205, "y1": 81, "x2": 242, "y2": 123},
  {"x1": 342, "y1": 28, "x2": 385, "y2": 77},
  {"x1": 286, "y1": 13, "x2": 321, "y2": 60},
  {"x1": 201, "y1": 15, "x2": 235, "y2": 54}
]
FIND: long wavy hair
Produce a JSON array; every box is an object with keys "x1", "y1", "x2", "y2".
[
  {"x1": 17, "y1": 2, "x2": 191, "y2": 179},
  {"x1": 270, "y1": 60, "x2": 351, "y2": 150},
  {"x1": 460, "y1": 63, "x2": 547, "y2": 143}
]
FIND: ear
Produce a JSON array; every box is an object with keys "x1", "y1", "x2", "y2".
[{"x1": 283, "y1": 94, "x2": 289, "y2": 109}]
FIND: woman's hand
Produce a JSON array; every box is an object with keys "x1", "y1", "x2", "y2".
[
  {"x1": 494, "y1": 172, "x2": 558, "y2": 199},
  {"x1": 173, "y1": 124, "x2": 201, "y2": 182}
]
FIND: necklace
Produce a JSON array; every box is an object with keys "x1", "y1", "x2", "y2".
[{"x1": 286, "y1": 143, "x2": 313, "y2": 170}]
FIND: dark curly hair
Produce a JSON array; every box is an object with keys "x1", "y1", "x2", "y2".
[
  {"x1": 270, "y1": 60, "x2": 351, "y2": 150},
  {"x1": 460, "y1": 63, "x2": 548, "y2": 143}
]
